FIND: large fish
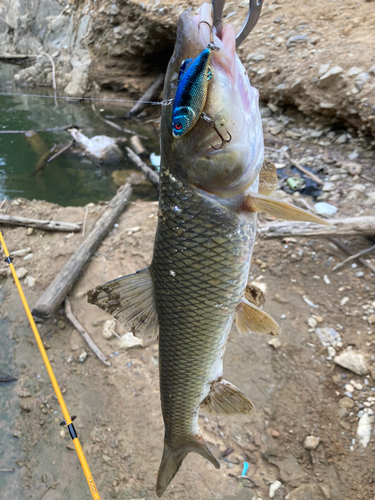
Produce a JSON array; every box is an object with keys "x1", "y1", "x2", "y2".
[{"x1": 88, "y1": 3, "x2": 328, "y2": 496}]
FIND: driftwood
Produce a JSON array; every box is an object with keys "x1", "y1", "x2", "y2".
[
  {"x1": 30, "y1": 144, "x2": 58, "y2": 177},
  {"x1": 0, "y1": 214, "x2": 82, "y2": 232},
  {"x1": 130, "y1": 135, "x2": 148, "y2": 158},
  {"x1": 91, "y1": 103, "x2": 138, "y2": 135},
  {"x1": 65, "y1": 297, "x2": 111, "y2": 367},
  {"x1": 126, "y1": 147, "x2": 159, "y2": 187},
  {"x1": 46, "y1": 139, "x2": 74, "y2": 165},
  {"x1": 124, "y1": 74, "x2": 165, "y2": 118},
  {"x1": 258, "y1": 216, "x2": 375, "y2": 239},
  {"x1": 31, "y1": 183, "x2": 132, "y2": 321},
  {"x1": 330, "y1": 238, "x2": 375, "y2": 274},
  {"x1": 332, "y1": 243, "x2": 375, "y2": 272}
]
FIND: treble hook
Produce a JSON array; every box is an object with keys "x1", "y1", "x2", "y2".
[
  {"x1": 200, "y1": 112, "x2": 232, "y2": 150},
  {"x1": 198, "y1": 20, "x2": 221, "y2": 51},
  {"x1": 212, "y1": 0, "x2": 264, "y2": 48}
]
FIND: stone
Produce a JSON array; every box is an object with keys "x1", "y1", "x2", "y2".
[
  {"x1": 307, "y1": 317, "x2": 317, "y2": 328},
  {"x1": 16, "y1": 267, "x2": 28, "y2": 279},
  {"x1": 246, "y1": 52, "x2": 266, "y2": 62},
  {"x1": 318, "y1": 63, "x2": 330, "y2": 77},
  {"x1": 271, "y1": 429, "x2": 280, "y2": 438},
  {"x1": 19, "y1": 399, "x2": 33, "y2": 412},
  {"x1": 368, "y1": 314, "x2": 375, "y2": 325},
  {"x1": 334, "y1": 348, "x2": 369, "y2": 376},
  {"x1": 58, "y1": 320, "x2": 66, "y2": 330},
  {"x1": 69, "y1": 129, "x2": 124, "y2": 163},
  {"x1": 319, "y1": 66, "x2": 343, "y2": 87},
  {"x1": 303, "y1": 435, "x2": 320, "y2": 450},
  {"x1": 78, "y1": 351, "x2": 88, "y2": 363},
  {"x1": 286, "y1": 484, "x2": 326, "y2": 500},
  {"x1": 270, "y1": 480, "x2": 282, "y2": 499},
  {"x1": 350, "y1": 183, "x2": 366, "y2": 193},
  {"x1": 338, "y1": 397, "x2": 355, "y2": 409},
  {"x1": 286, "y1": 34, "x2": 309, "y2": 47},
  {"x1": 355, "y1": 72, "x2": 370, "y2": 91},
  {"x1": 327, "y1": 346, "x2": 336, "y2": 358},
  {"x1": 27, "y1": 228, "x2": 34, "y2": 236},
  {"x1": 346, "y1": 66, "x2": 363, "y2": 77},
  {"x1": 12, "y1": 430, "x2": 22, "y2": 438},
  {"x1": 369, "y1": 64, "x2": 375, "y2": 76},
  {"x1": 322, "y1": 182, "x2": 335, "y2": 192},
  {"x1": 24, "y1": 276, "x2": 36, "y2": 288},
  {"x1": 11, "y1": 248, "x2": 31, "y2": 257},
  {"x1": 23, "y1": 253, "x2": 33, "y2": 261},
  {"x1": 356, "y1": 412, "x2": 374, "y2": 448},
  {"x1": 268, "y1": 337, "x2": 282, "y2": 349},
  {"x1": 103, "y1": 319, "x2": 116, "y2": 340}
]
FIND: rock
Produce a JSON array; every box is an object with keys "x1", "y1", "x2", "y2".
[
  {"x1": 346, "y1": 66, "x2": 363, "y2": 77},
  {"x1": 11, "y1": 248, "x2": 31, "y2": 257},
  {"x1": 268, "y1": 337, "x2": 282, "y2": 349},
  {"x1": 286, "y1": 484, "x2": 326, "y2": 500},
  {"x1": 12, "y1": 430, "x2": 22, "y2": 438},
  {"x1": 356, "y1": 411, "x2": 374, "y2": 448},
  {"x1": 322, "y1": 182, "x2": 335, "y2": 192},
  {"x1": 16, "y1": 267, "x2": 28, "y2": 279},
  {"x1": 340, "y1": 297, "x2": 349, "y2": 306},
  {"x1": 270, "y1": 480, "x2": 282, "y2": 499},
  {"x1": 19, "y1": 399, "x2": 33, "y2": 412},
  {"x1": 334, "y1": 348, "x2": 369, "y2": 375},
  {"x1": 303, "y1": 435, "x2": 320, "y2": 450},
  {"x1": 271, "y1": 429, "x2": 280, "y2": 438},
  {"x1": 26, "y1": 228, "x2": 34, "y2": 236},
  {"x1": 23, "y1": 253, "x2": 33, "y2": 261},
  {"x1": 286, "y1": 34, "x2": 309, "y2": 47},
  {"x1": 69, "y1": 129, "x2": 124, "y2": 163},
  {"x1": 58, "y1": 320, "x2": 66, "y2": 330},
  {"x1": 307, "y1": 317, "x2": 317, "y2": 328},
  {"x1": 339, "y1": 397, "x2": 355, "y2": 409},
  {"x1": 246, "y1": 52, "x2": 266, "y2": 62},
  {"x1": 369, "y1": 64, "x2": 375, "y2": 76},
  {"x1": 355, "y1": 72, "x2": 370, "y2": 91},
  {"x1": 350, "y1": 183, "x2": 366, "y2": 193},
  {"x1": 327, "y1": 346, "x2": 336, "y2": 358},
  {"x1": 318, "y1": 63, "x2": 331, "y2": 77},
  {"x1": 368, "y1": 314, "x2": 375, "y2": 325},
  {"x1": 24, "y1": 276, "x2": 36, "y2": 288},
  {"x1": 103, "y1": 319, "x2": 117, "y2": 340},
  {"x1": 319, "y1": 66, "x2": 343, "y2": 87},
  {"x1": 78, "y1": 351, "x2": 88, "y2": 363}
]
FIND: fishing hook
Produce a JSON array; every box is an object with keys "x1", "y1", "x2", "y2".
[
  {"x1": 198, "y1": 20, "x2": 221, "y2": 51},
  {"x1": 212, "y1": 0, "x2": 264, "y2": 48},
  {"x1": 200, "y1": 112, "x2": 232, "y2": 150}
]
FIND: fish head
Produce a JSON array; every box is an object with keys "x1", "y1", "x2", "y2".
[{"x1": 161, "y1": 2, "x2": 263, "y2": 197}]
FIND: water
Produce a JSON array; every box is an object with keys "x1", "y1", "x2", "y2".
[{"x1": 0, "y1": 63, "x2": 159, "y2": 206}]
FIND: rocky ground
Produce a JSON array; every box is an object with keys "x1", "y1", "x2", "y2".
[
  {"x1": 1, "y1": 0, "x2": 375, "y2": 137},
  {"x1": 0, "y1": 105, "x2": 374, "y2": 500}
]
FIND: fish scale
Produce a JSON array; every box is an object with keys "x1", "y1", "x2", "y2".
[{"x1": 150, "y1": 170, "x2": 256, "y2": 447}]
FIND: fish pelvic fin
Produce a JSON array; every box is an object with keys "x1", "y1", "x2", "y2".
[
  {"x1": 235, "y1": 298, "x2": 281, "y2": 336},
  {"x1": 156, "y1": 439, "x2": 219, "y2": 497},
  {"x1": 245, "y1": 283, "x2": 265, "y2": 308},
  {"x1": 259, "y1": 159, "x2": 278, "y2": 195},
  {"x1": 201, "y1": 379, "x2": 255, "y2": 415},
  {"x1": 242, "y1": 192, "x2": 331, "y2": 225},
  {"x1": 87, "y1": 268, "x2": 159, "y2": 342}
]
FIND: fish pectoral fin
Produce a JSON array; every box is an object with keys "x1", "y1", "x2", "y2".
[
  {"x1": 235, "y1": 298, "x2": 281, "y2": 336},
  {"x1": 259, "y1": 159, "x2": 278, "y2": 195},
  {"x1": 242, "y1": 192, "x2": 331, "y2": 225},
  {"x1": 245, "y1": 283, "x2": 265, "y2": 308},
  {"x1": 157, "y1": 439, "x2": 219, "y2": 497},
  {"x1": 201, "y1": 379, "x2": 255, "y2": 415},
  {"x1": 87, "y1": 268, "x2": 159, "y2": 342}
]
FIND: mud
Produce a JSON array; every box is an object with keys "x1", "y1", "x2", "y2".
[{"x1": 1, "y1": 122, "x2": 375, "y2": 499}]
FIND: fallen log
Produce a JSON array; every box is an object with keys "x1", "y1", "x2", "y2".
[
  {"x1": 65, "y1": 297, "x2": 111, "y2": 367},
  {"x1": 258, "y1": 216, "x2": 375, "y2": 239},
  {"x1": 31, "y1": 183, "x2": 132, "y2": 321},
  {"x1": 126, "y1": 147, "x2": 159, "y2": 187},
  {"x1": 124, "y1": 73, "x2": 165, "y2": 118},
  {"x1": 0, "y1": 214, "x2": 82, "y2": 232}
]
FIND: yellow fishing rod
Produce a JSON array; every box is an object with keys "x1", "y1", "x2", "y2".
[{"x1": 0, "y1": 229, "x2": 101, "y2": 500}]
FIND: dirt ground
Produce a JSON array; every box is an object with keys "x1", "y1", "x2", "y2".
[{"x1": 0, "y1": 115, "x2": 375, "y2": 500}]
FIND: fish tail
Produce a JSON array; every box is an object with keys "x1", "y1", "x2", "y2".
[{"x1": 156, "y1": 439, "x2": 219, "y2": 497}]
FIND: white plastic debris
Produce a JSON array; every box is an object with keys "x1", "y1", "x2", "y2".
[
  {"x1": 333, "y1": 347, "x2": 369, "y2": 376},
  {"x1": 78, "y1": 351, "x2": 88, "y2": 363},
  {"x1": 269, "y1": 480, "x2": 282, "y2": 498},
  {"x1": 103, "y1": 319, "x2": 117, "y2": 340},
  {"x1": 314, "y1": 202, "x2": 338, "y2": 216},
  {"x1": 69, "y1": 128, "x2": 124, "y2": 163},
  {"x1": 150, "y1": 152, "x2": 161, "y2": 167},
  {"x1": 117, "y1": 332, "x2": 144, "y2": 349},
  {"x1": 315, "y1": 327, "x2": 341, "y2": 347},
  {"x1": 303, "y1": 295, "x2": 318, "y2": 308},
  {"x1": 356, "y1": 411, "x2": 374, "y2": 448}
]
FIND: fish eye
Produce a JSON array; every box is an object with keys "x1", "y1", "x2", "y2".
[{"x1": 174, "y1": 123, "x2": 182, "y2": 131}]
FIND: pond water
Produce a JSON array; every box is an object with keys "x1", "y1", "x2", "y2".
[{"x1": 0, "y1": 63, "x2": 160, "y2": 206}]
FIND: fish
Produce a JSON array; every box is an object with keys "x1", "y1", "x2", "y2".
[{"x1": 87, "y1": 2, "x2": 329, "y2": 496}]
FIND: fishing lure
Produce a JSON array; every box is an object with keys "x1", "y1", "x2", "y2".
[{"x1": 171, "y1": 23, "x2": 231, "y2": 150}]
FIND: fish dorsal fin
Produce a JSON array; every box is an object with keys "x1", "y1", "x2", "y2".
[
  {"x1": 259, "y1": 159, "x2": 278, "y2": 195},
  {"x1": 242, "y1": 192, "x2": 331, "y2": 225},
  {"x1": 201, "y1": 379, "x2": 254, "y2": 415},
  {"x1": 245, "y1": 284, "x2": 265, "y2": 308},
  {"x1": 235, "y1": 298, "x2": 281, "y2": 336},
  {"x1": 178, "y1": 58, "x2": 194, "y2": 82},
  {"x1": 87, "y1": 268, "x2": 159, "y2": 341}
]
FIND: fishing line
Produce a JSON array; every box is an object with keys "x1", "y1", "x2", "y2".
[
  {"x1": 0, "y1": 91, "x2": 173, "y2": 106},
  {"x1": 0, "y1": 229, "x2": 102, "y2": 500}
]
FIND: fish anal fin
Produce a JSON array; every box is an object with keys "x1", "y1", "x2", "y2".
[
  {"x1": 235, "y1": 298, "x2": 281, "y2": 336},
  {"x1": 87, "y1": 268, "x2": 158, "y2": 342},
  {"x1": 201, "y1": 379, "x2": 255, "y2": 415},
  {"x1": 245, "y1": 284, "x2": 265, "y2": 308},
  {"x1": 242, "y1": 192, "x2": 331, "y2": 226},
  {"x1": 259, "y1": 159, "x2": 278, "y2": 195},
  {"x1": 156, "y1": 439, "x2": 219, "y2": 497}
]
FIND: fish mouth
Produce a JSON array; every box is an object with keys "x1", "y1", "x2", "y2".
[{"x1": 161, "y1": 2, "x2": 264, "y2": 197}]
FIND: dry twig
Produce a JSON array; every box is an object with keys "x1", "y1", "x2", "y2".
[
  {"x1": 65, "y1": 297, "x2": 111, "y2": 367},
  {"x1": 284, "y1": 150, "x2": 324, "y2": 186},
  {"x1": 126, "y1": 147, "x2": 159, "y2": 187},
  {"x1": 330, "y1": 238, "x2": 375, "y2": 273}
]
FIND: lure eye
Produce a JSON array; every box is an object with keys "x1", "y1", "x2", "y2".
[{"x1": 174, "y1": 123, "x2": 182, "y2": 131}]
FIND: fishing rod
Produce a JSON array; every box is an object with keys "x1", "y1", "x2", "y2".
[{"x1": 0, "y1": 229, "x2": 102, "y2": 500}]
